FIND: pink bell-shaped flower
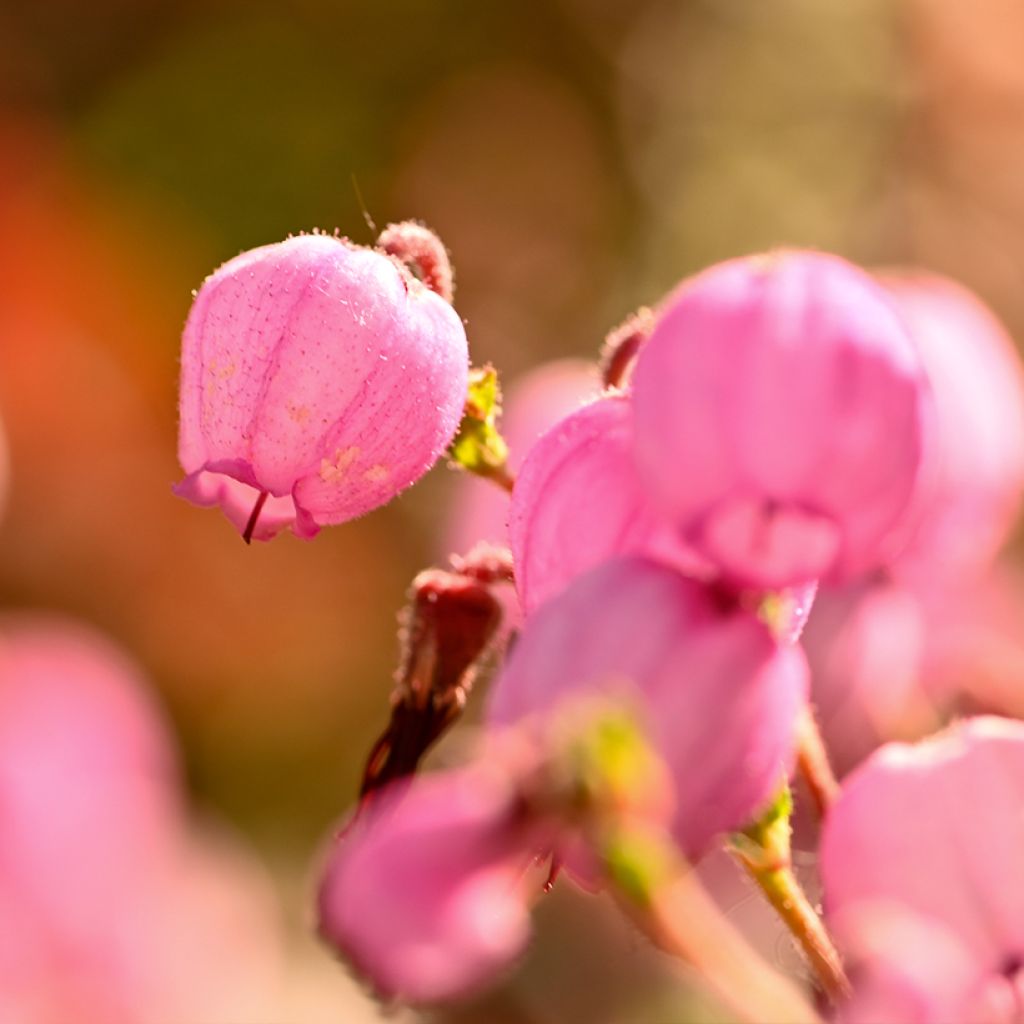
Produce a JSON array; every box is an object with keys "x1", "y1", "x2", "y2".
[
  {"x1": 821, "y1": 716, "x2": 1024, "y2": 1023},
  {"x1": 176, "y1": 233, "x2": 469, "y2": 541},
  {"x1": 509, "y1": 395, "x2": 708, "y2": 613},
  {"x1": 317, "y1": 763, "x2": 545, "y2": 1003},
  {"x1": 883, "y1": 272, "x2": 1024, "y2": 584},
  {"x1": 631, "y1": 251, "x2": 931, "y2": 589},
  {"x1": 487, "y1": 557, "x2": 808, "y2": 859}
]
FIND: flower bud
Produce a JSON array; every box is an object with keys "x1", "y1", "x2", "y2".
[
  {"x1": 176, "y1": 233, "x2": 468, "y2": 541},
  {"x1": 631, "y1": 251, "x2": 930, "y2": 589}
]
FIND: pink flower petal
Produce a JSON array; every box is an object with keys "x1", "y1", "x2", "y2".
[
  {"x1": 510, "y1": 395, "x2": 709, "y2": 613},
  {"x1": 821, "y1": 717, "x2": 1024, "y2": 973},
  {"x1": 487, "y1": 557, "x2": 808, "y2": 858},
  {"x1": 318, "y1": 765, "x2": 542, "y2": 1003},
  {"x1": 884, "y1": 273, "x2": 1024, "y2": 583},
  {"x1": 177, "y1": 234, "x2": 468, "y2": 540},
  {"x1": 631, "y1": 250, "x2": 930, "y2": 588}
]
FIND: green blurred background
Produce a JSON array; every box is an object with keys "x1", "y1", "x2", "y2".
[{"x1": 1, "y1": 1, "x2": 1022, "y2": 1019}]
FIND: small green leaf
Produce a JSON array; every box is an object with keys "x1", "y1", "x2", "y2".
[{"x1": 448, "y1": 365, "x2": 512, "y2": 487}]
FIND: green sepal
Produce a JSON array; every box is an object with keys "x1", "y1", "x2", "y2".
[
  {"x1": 729, "y1": 783, "x2": 793, "y2": 872},
  {"x1": 447, "y1": 365, "x2": 511, "y2": 485}
]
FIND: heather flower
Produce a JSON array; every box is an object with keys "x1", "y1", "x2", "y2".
[
  {"x1": 318, "y1": 762, "x2": 546, "y2": 1004},
  {"x1": 176, "y1": 232, "x2": 468, "y2": 541},
  {"x1": 883, "y1": 272, "x2": 1024, "y2": 583},
  {"x1": 631, "y1": 251, "x2": 930, "y2": 589},
  {"x1": 487, "y1": 557, "x2": 808, "y2": 858},
  {"x1": 800, "y1": 576, "x2": 935, "y2": 772},
  {"x1": 509, "y1": 395, "x2": 707, "y2": 613},
  {"x1": 820, "y1": 716, "x2": 1024, "y2": 1023}
]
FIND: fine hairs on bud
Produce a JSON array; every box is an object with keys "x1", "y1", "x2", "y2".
[
  {"x1": 377, "y1": 221, "x2": 455, "y2": 304},
  {"x1": 599, "y1": 307, "x2": 654, "y2": 390}
]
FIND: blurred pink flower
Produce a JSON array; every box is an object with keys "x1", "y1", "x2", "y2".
[
  {"x1": 509, "y1": 395, "x2": 708, "y2": 613},
  {"x1": 801, "y1": 576, "x2": 936, "y2": 773},
  {"x1": 487, "y1": 557, "x2": 808, "y2": 858},
  {"x1": 804, "y1": 564, "x2": 1024, "y2": 776},
  {"x1": 631, "y1": 251, "x2": 931, "y2": 590},
  {"x1": 820, "y1": 716, "x2": 1024, "y2": 1023},
  {"x1": 883, "y1": 273, "x2": 1024, "y2": 584},
  {"x1": 0, "y1": 617, "x2": 283, "y2": 1023},
  {"x1": 176, "y1": 233, "x2": 468, "y2": 541},
  {"x1": 317, "y1": 762, "x2": 546, "y2": 1004}
]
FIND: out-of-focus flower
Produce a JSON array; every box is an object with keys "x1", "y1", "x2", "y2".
[
  {"x1": 804, "y1": 563, "x2": 1024, "y2": 776},
  {"x1": 883, "y1": 272, "x2": 1024, "y2": 584},
  {"x1": 801, "y1": 576, "x2": 936, "y2": 773},
  {"x1": 820, "y1": 716, "x2": 1024, "y2": 1023},
  {"x1": 0, "y1": 617, "x2": 283, "y2": 1023},
  {"x1": 318, "y1": 762, "x2": 546, "y2": 1004},
  {"x1": 176, "y1": 233, "x2": 468, "y2": 541},
  {"x1": 487, "y1": 557, "x2": 808, "y2": 859},
  {"x1": 631, "y1": 251, "x2": 931, "y2": 590},
  {"x1": 509, "y1": 395, "x2": 707, "y2": 613}
]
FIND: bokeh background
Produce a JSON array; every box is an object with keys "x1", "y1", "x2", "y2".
[{"x1": 2, "y1": 1, "x2": 1024, "y2": 1020}]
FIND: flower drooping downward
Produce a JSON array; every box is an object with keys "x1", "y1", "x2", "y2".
[{"x1": 176, "y1": 231, "x2": 468, "y2": 541}]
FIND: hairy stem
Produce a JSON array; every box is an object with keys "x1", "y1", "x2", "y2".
[
  {"x1": 735, "y1": 852, "x2": 851, "y2": 1003},
  {"x1": 627, "y1": 866, "x2": 823, "y2": 1024},
  {"x1": 796, "y1": 704, "x2": 841, "y2": 818}
]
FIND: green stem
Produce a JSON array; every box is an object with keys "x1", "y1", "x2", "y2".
[
  {"x1": 603, "y1": 826, "x2": 822, "y2": 1024},
  {"x1": 734, "y1": 852, "x2": 851, "y2": 1003}
]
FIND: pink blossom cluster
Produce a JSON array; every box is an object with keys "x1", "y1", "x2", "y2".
[{"x1": 174, "y1": 230, "x2": 1024, "y2": 1020}]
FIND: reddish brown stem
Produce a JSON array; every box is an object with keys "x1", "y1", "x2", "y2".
[
  {"x1": 600, "y1": 307, "x2": 654, "y2": 390},
  {"x1": 242, "y1": 490, "x2": 269, "y2": 545},
  {"x1": 797, "y1": 705, "x2": 841, "y2": 818}
]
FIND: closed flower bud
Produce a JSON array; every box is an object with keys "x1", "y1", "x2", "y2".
[
  {"x1": 176, "y1": 233, "x2": 468, "y2": 541},
  {"x1": 631, "y1": 251, "x2": 931, "y2": 589}
]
